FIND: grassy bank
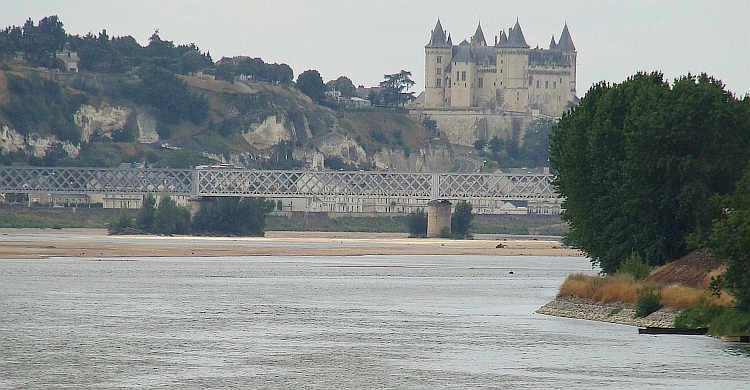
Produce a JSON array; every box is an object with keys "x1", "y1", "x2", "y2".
[
  {"x1": 557, "y1": 250, "x2": 750, "y2": 336},
  {"x1": 0, "y1": 206, "x2": 567, "y2": 235}
]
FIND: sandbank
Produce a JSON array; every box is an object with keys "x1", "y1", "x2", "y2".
[{"x1": 0, "y1": 228, "x2": 581, "y2": 259}]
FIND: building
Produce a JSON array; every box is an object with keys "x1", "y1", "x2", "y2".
[{"x1": 424, "y1": 19, "x2": 577, "y2": 118}]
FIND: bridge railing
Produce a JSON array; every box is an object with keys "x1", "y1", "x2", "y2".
[{"x1": 0, "y1": 166, "x2": 558, "y2": 201}]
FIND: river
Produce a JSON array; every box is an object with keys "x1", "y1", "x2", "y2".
[{"x1": 1, "y1": 255, "x2": 748, "y2": 389}]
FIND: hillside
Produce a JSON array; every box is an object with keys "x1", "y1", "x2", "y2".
[{"x1": 0, "y1": 64, "x2": 450, "y2": 171}]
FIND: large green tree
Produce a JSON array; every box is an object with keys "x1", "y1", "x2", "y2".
[
  {"x1": 550, "y1": 72, "x2": 750, "y2": 273},
  {"x1": 192, "y1": 197, "x2": 275, "y2": 236},
  {"x1": 376, "y1": 70, "x2": 415, "y2": 107},
  {"x1": 296, "y1": 69, "x2": 326, "y2": 103},
  {"x1": 708, "y1": 162, "x2": 750, "y2": 312},
  {"x1": 451, "y1": 201, "x2": 475, "y2": 239}
]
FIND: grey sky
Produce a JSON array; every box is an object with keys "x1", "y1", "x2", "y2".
[{"x1": 4, "y1": 1, "x2": 749, "y2": 97}]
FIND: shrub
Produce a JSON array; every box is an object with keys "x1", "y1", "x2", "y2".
[
  {"x1": 634, "y1": 289, "x2": 662, "y2": 318},
  {"x1": 618, "y1": 252, "x2": 651, "y2": 280},
  {"x1": 406, "y1": 209, "x2": 427, "y2": 238},
  {"x1": 675, "y1": 303, "x2": 726, "y2": 329}
]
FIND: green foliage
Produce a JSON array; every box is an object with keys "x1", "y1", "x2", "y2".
[
  {"x1": 372, "y1": 70, "x2": 415, "y2": 107},
  {"x1": 1, "y1": 74, "x2": 86, "y2": 144},
  {"x1": 20, "y1": 16, "x2": 67, "y2": 68},
  {"x1": 296, "y1": 69, "x2": 326, "y2": 103},
  {"x1": 634, "y1": 289, "x2": 661, "y2": 318},
  {"x1": 109, "y1": 209, "x2": 134, "y2": 229},
  {"x1": 618, "y1": 252, "x2": 652, "y2": 280},
  {"x1": 154, "y1": 149, "x2": 213, "y2": 169},
  {"x1": 674, "y1": 303, "x2": 726, "y2": 329},
  {"x1": 707, "y1": 160, "x2": 750, "y2": 312},
  {"x1": 550, "y1": 72, "x2": 750, "y2": 273},
  {"x1": 406, "y1": 209, "x2": 428, "y2": 238},
  {"x1": 451, "y1": 201, "x2": 475, "y2": 239},
  {"x1": 325, "y1": 76, "x2": 356, "y2": 98},
  {"x1": 136, "y1": 65, "x2": 209, "y2": 125},
  {"x1": 136, "y1": 194, "x2": 156, "y2": 231},
  {"x1": 707, "y1": 307, "x2": 750, "y2": 336},
  {"x1": 153, "y1": 194, "x2": 191, "y2": 235},
  {"x1": 422, "y1": 117, "x2": 437, "y2": 132},
  {"x1": 192, "y1": 197, "x2": 275, "y2": 236}
]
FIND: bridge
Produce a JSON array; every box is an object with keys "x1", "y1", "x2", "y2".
[{"x1": 0, "y1": 166, "x2": 561, "y2": 214}]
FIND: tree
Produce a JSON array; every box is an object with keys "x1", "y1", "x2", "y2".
[
  {"x1": 378, "y1": 70, "x2": 415, "y2": 107},
  {"x1": 296, "y1": 69, "x2": 326, "y2": 103},
  {"x1": 326, "y1": 76, "x2": 356, "y2": 98},
  {"x1": 21, "y1": 16, "x2": 66, "y2": 68},
  {"x1": 192, "y1": 197, "x2": 275, "y2": 236},
  {"x1": 451, "y1": 201, "x2": 475, "y2": 239},
  {"x1": 153, "y1": 194, "x2": 191, "y2": 235},
  {"x1": 550, "y1": 72, "x2": 750, "y2": 273},
  {"x1": 136, "y1": 194, "x2": 156, "y2": 231},
  {"x1": 406, "y1": 209, "x2": 428, "y2": 237},
  {"x1": 521, "y1": 117, "x2": 554, "y2": 167},
  {"x1": 708, "y1": 161, "x2": 750, "y2": 312}
]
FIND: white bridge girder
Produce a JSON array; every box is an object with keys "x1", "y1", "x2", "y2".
[{"x1": 0, "y1": 167, "x2": 558, "y2": 202}]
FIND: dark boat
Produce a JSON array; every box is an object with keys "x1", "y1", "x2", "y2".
[{"x1": 638, "y1": 327, "x2": 708, "y2": 335}]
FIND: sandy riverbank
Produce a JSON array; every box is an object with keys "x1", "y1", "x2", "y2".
[{"x1": 0, "y1": 228, "x2": 582, "y2": 259}]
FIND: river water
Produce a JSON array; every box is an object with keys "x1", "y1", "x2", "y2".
[{"x1": 1, "y1": 255, "x2": 748, "y2": 389}]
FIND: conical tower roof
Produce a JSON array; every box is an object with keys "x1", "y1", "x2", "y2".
[
  {"x1": 426, "y1": 18, "x2": 451, "y2": 48},
  {"x1": 557, "y1": 23, "x2": 576, "y2": 51},
  {"x1": 505, "y1": 19, "x2": 530, "y2": 48},
  {"x1": 549, "y1": 35, "x2": 557, "y2": 49},
  {"x1": 471, "y1": 22, "x2": 487, "y2": 45}
]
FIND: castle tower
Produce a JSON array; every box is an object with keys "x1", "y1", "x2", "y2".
[
  {"x1": 556, "y1": 23, "x2": 577, "y2": 95},
  {"x1": 495, "y1": 19, "x2": 530, "y2": 112},
  {"x1": 425, "y1": 19, "x2": 452, "y2": 107}
]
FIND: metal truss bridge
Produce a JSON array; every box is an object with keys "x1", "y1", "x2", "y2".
[{"x1": 0, "y1": 166, "x2": 558, "y2": 202}]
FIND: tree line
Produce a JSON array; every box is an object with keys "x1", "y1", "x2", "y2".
[
  {"x1": 111, "y1": 194, "x2": 275, "y2": 236},
  {"x1": 550, "y1": 71, "x2": 750, "y2": 313}
]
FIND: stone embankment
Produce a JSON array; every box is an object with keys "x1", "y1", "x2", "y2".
[{"x1": 537, "y1": 296, "x2": 679, "y2": 328}]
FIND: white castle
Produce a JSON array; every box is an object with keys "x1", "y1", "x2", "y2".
[{"x1": 424, "y1": 19, "x2": 578, "y2": 117}]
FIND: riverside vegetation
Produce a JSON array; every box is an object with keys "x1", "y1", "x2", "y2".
[{"x1": 550, "y1": 72, "x2": 750, "y2": 336}]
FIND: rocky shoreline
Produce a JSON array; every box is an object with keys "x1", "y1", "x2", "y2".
[{"x1": 536, "y1": 295, "x2": 679, "y2": 328}]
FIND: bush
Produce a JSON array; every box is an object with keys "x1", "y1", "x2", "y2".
[
  {"x1": 634, "y1": 289, "x2": 662, "y2": 318},
  {"x1": 675, "y1": 303, "x2": 726, "y2": 329},
  {"x1": 406, "y1": 209, "x2": 427, "y2": 238},
  {"x1": 619, "y1": 252, "x2": 651, "y2": 280}
]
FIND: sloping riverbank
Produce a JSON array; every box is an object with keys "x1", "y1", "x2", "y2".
[{"x1": 536, "y1": 296, "x2": 679, "y2": 328}]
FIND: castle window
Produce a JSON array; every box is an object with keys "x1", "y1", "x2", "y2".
[
  {"x1": 436, "y1": 68, "x2": 442, "y2": 75},
  {"x1": 536, "y1": 81, "x2": 540, "y2": 88},
  {"x1": 553, "y1": 81, "x2": 556, "y2": 89},
  {"x1": 456, "y1": 71, "x2": 460, "y2": 80},
  {"x1": 436, "y1": 56, "x2": 442, "y2": 63},
  {"x1": 461, "y1": 71, "x2": 466, "y2": 81},
  {"x1": 436, "y1": 79, "x2": 441, "y2": 87},
  {"x1": 483, "y1": 60, "x2": 489, "y2": 67},
  {"x1": 478, "y1": 78, "x2": 483, "y2": 88},
  {"x1": 545, "y1": 81, "x2": 549, "y2": 89}
]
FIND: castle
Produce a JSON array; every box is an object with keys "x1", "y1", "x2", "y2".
[{"x1": 424, "y1": 19, "x2": 578, "y2": 117}]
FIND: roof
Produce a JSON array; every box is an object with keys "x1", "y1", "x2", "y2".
[
  {"x1": 471, "y1": 22, "x2": 486, "y2": 45},
  {"x1": 549, "y1": 35, "x2": 557, "y2": 49},
  {"x1": 505, "y1": 20, "x2": 530, "y2": 48},
  {"x1": 426, "y1": 18, "x2": 452, "y2": 48},
  {"x1": 453, "y1": 40, "x2": 473, "y2": 62},
  {"x1": 556, "y1": 24, "x2": 576, "y2": 51}
]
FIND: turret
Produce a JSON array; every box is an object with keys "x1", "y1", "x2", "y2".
[
  {"x1": 425, "y1": 18, "x2": 453, "y2": 107},
  {"x1": 471, "y1": 22, "x2": 486, "y2": 46}
]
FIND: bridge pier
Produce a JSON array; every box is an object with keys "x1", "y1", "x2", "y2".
[{"x1": 427, "y1": 199, "x2": 452, "y2": 238}]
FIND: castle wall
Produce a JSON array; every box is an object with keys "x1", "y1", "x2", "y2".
[{"x1": 411, "y1": 109, "x2": 537, "y2": 147}]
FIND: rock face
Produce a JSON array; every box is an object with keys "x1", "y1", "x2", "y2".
[
  {"x1": 0, "y1": 125, "x2": 80, "y2": 158},
  {"x1": 536, "y1": 295, "x2": 679, "y2": 328},
  {"x1": 74, "y1": 104, "x2": 131, "y2": 142},
  {"x1": 242, "y1": 115, "x2": 292, "y2": 150},
  {"x1": 373, "y1": 145, "x2": 453, "y2": 172},
  {"x1": 312, "y1": 133, "x2": 368, "y2": 167},
  {"x1": 136, "y1": 111, "x2": 158, "y2": 144}
]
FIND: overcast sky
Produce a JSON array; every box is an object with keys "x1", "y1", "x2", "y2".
[{"x1": 3, "y1": 1, "x2": 749, "y2": 97}]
